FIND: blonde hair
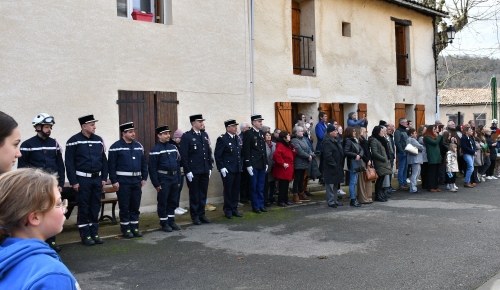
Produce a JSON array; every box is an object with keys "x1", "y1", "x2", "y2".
[
  {"x1": 448, "y1": 143, "x2": 457, "y2": 152},
  {"x1": 0, "y1": 168, "x2": 57, "y2": 243}
]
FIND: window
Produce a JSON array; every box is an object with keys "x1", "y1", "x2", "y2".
[
  {"x1": 291, "y1": 0, "x2": 316, "y2": 76},
  {"x1": 117, "y1": 0, "x2": 172, "y2": 25},
  {"x1": 446, "y1": 113, "x2": 464, "y2": 126},
  {"x1": 392, "y1": 17, "x2": 411, "y2": 86},
  {"x1": 474, "y1": 113, "x2": 487, "y2": 127},
  {"x1": 342, "y1": 22, "x2": 351, "y2": 37}
]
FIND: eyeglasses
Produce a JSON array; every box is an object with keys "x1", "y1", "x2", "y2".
[{"x1": 55, "y1": 199, "x2": 68, "y2": 214}]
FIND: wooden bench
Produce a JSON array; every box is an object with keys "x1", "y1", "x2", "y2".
[
  {"x1": 63, "y1": 183, "x2": 119, "y2": 225},
  {"x1": 99, "y1": 185, "x2": 118, "y2": 225}
]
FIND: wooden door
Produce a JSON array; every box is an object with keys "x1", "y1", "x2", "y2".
[
  {"x1": 357, "y1": 103, "x2": 367, "y2": 123},
  {"x1": 275, "y1": 102, "x2": 293, "y2": 133},
  {"x1": 292, "y1": 1, "x2": 301, "y2": 75},
  {"x1": 414, "y1": 104, "x2": 425, "y2": 129},
  {"x1": 395, "y1": 103, "x2": 406, "y2": 125},
  {"x1": 332, "y1": 103, "x2": 344, "y2": 129},
  {"x1": 155, "y1": 91, "x2": 178, "y2": 132},
  {"x1": 118, "y1": 90, "x2": 178, "y2": 158},
  {"x1": 117, "y1": 90, "x2": 156, "y2": 156}
]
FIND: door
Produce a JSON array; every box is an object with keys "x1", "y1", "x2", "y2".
[
  {"x1": 395, "y1": 103, "x2": 406, "y2": 125},
  {"x1": 117, "y1": 90, "x2": 178, "y2": 158},
  {"x1": 275, "y1": 102, "x2": 293, "y2": 132},
  {"x1": 357, "y1": 103, "x2": 367, "y2": 124},
  {"x1": 414, "y1": 104, "x2": 425, "y2": 129},
  {"x1": 331, "y1": 103, "x2": 344, "y2": 129}
]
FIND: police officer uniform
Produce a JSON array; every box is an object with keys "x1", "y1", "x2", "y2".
[
  {"x1": 18, "y1": 113, "x2": 65, "y2": 252},
  {"x1": 242, "y1": 114, "x2": 268, "y2": 213},
  {"x1": 215, "y1": 119, "x2": 243, "y2": 219},
  {"x1": 149, "y1": 125, "x2": 182, "y2": 232},
  {"x1": 108, "y1": 122, "x2": 148, "y2": 238},
  {"x1": 65, "y1": 114, "x2": 108, "y2": 246},
  {"x1": 179, "y1": 114, "x2": 213, "y2": 225}
]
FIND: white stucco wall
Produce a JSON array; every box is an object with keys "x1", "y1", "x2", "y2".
[
  {"x1": 253, "y1": 0, "x2": 437, "y2": 134},
  {"x1": 0, "y1": 0, "x2": 250, "y2": 211}
]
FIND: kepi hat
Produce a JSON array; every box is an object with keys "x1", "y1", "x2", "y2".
[
  {"x1": 120, "y1": 122, "x2": 134, "y2": 132},
  {"x1": 189, "y1": 114, "x2": 205, "y2": 122},
  {"x1": 79, "y1": 114, "x2": 98, "y2": 125},
  {"x1": 251, "y1": 114, "x2": 264, "y2": 121},
  {"x1": 156, "y1": 125, "x2": 170, "y2": 135},
  {"x1": 224, "y1": 119, "x2": 239, "y2": 127}
]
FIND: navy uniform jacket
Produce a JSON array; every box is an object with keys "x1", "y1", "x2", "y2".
[
  {"x1": 149, "y1": 141, "x2": 181, "y2": 188},
  {"x1": 108, "y1": 138, "x2": 148, "y2": 185},
  {"x1": 18, "y1": 135, "x2": 65, "y2": 188},
  {"x1": 214, "y1": 132, "x2": 243, "y2": 173},
  {"x1": 242, "y1": 128, "x2": 268, "y2": 170},
  {"x1": 65, "y1": 132, "x2": 108, "y2": 185},
  {"x1": 179, "y1": 129, "x2": 213, "y2": 175}
]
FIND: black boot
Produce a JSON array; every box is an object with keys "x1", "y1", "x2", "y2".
[
  {"x1": 168, "y1": 217, "x2": 181, "y2": 231},
  {"x1": 350, "y1": 198, "x2": 361, "y2": 207},
  {"x1": 375, "y1": 192, "x2": 386, "y2": 202}
]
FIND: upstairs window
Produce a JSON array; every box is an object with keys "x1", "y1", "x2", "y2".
[
  {"x1": 291, "y1": 0, "x2": 316, "y2": 76},
  {"x1": 392, "y1": 17, "x2": 411, "y2": 86},
  {"x1": 117, "y1": 0, "x2": 172, "y2": 25}
]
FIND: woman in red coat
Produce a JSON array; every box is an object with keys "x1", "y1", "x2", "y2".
[{"x1": 273, "y1": 131, "x2": 297, "y2": 207}]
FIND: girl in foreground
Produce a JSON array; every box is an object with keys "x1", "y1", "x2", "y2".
[{"x1": 0, "y1": 168, "x2": 80, "y2": 289}]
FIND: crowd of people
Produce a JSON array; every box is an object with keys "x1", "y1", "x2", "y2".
[{"x1": 1, "y1": 108, "x2": 500, "y2": 289}]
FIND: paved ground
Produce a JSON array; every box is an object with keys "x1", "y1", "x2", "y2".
[{"x1": 60, "y1": 179, "x2": 500, "y2": 290}]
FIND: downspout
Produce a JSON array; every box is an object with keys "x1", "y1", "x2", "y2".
[
  {"x1": 433, "y1": 16, "x2": 439, "y2": 120},
  {"x1": 249, "y1": 0, "x2": 255, "y2": 114}
]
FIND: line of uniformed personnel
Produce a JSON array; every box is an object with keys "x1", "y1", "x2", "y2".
[{"x1": 18, "y1": 112, "x2": 269, "y2": 249}]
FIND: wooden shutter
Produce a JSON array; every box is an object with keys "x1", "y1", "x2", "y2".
[
  {"x1": 292, "y1": 1, "x2": 301, "y2": 75},
  {"x1": 275, "y1": 102, "x2": 293, "y2": 132},
  {"x1": 357, "y1": 103, "x2": 367, "y2": 121},
  {"x1": 414, "y1": 104, "x2": 425, "y2": 129},
  {"x1": 117, "y1": 90, "x2": 156, "y2": 156},
  {"x1": 155, "y1": 91, "x2": 178, "y2": 132},
  {"x1": 394, "y1": 103, "x2": 406, "y2": 125},
  {"x1": 331, "y1": 103, "x2": 344, "y2": 129},
  {"x1": 395, "y1": 26, "x2": 408, "y2": 85}
]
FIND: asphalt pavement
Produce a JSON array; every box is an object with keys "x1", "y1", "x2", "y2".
[{"x1": 60, "y1": 178, "x2": 500, "y2": 290}]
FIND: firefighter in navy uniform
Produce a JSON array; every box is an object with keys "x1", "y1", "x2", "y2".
[
  {"x1": 18, "y1": 113, "x2": 65, "y2": 252},
  {"x1": 243, "y1": 114, "x2": 268, "y2": 214},
  {"x1": 108, "y1": 122, "x2": 148, "y2": 238},
  {"x1": 179, "y1": 114, "x2": 213, "y2": 225},
  {"x1": 149, "y1": 125, "x2": 182, "y2": 232},
  {"x1": 65, "y1": 114, "x2": 108, "y2": 246},
  {"x1": 215, "y1": 119, "x2": 244, "y2": 219}
]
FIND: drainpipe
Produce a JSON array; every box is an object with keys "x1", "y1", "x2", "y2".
[
  {"x1": 433, "y1": 16, "x2": 439, "y2": 121},
  {"x1": 249, "y1": 0, "x2": 255, "y2": 114}
]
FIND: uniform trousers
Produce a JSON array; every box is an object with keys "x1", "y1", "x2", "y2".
[
  {"x1": 157, "y1": 174, "x2": 180, "y2": 226},
  {"x1": 117, "y1": 182, "x2": 142, "y2": 233},
  {"x1": 250, "y1": 168, "x2": 266, "y2": 210},
  {"x1": 186, "y1": 172, "x2": 209, "y2": 221},
  {"x1": 76, "y1": 176, "x2": 102, "y2": 239},
  {"x1": 222, "y1": 172, "x2": 241, "y2": 216}
]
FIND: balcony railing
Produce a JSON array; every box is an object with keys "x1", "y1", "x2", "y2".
[{"x1": 292, "y1": 34, "x2": 314, "y2": 73}]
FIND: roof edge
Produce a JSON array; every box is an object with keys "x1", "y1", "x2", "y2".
[{"x1": 383, "y1": 0, "x2": 448, "y2": 18}]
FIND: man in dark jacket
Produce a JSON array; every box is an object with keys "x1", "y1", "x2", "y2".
[
  {"x1": 393, "y1": 118, "x2": 409, "y2": 190},
  {"x1": 322, "y1": 125, "x2": 344, "y2": 208}
]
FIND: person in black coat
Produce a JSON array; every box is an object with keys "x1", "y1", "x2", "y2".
[{"x1": 322, "y1": 125, "x2": 344, "y2": 208}]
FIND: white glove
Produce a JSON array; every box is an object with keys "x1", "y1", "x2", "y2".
[
  {"x1": 186, "y1": 172, "x2": 193, "y2": 182},
  {"x1": 266, "y1": 165, "x2": 268, "y2": 172},
  {"x1": 209, "y1": 170, "x2": 212, "y2": 178},
  {"x1": 221, "y1": 168, "x2": 228, "y2": 178},
  {"x1": 247, "y1": 166, "x2": 254, "y2": 176}
]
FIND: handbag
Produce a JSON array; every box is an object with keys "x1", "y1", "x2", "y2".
[
  {"x1": 365, "y1": 166, "x2": 378, "y2": 181},
  {"x1": 351, "y1": 159, "x2": 366, "y2": 172},
  {"x1": 404, "y1": 143, "x2": 418, "y2": 155}
]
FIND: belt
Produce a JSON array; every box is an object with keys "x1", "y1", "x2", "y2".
[
  {"x1": 76, "y1": 171, "x2": 101, "y2": 178},
  {"x1": 158, "y1": 170, "x2": 177, "y2": 175},
  {"x1": 116, "y1": 171, "x2": 142, "y2": 177}
]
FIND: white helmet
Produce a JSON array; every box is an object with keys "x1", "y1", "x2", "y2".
[{"x1": 32, "y1": 113, "x2": 55, "y2": 127}]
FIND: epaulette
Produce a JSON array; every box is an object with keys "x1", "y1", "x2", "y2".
[{"x1": 220, "y1": 134, "x2": 224, "y2": 138}]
